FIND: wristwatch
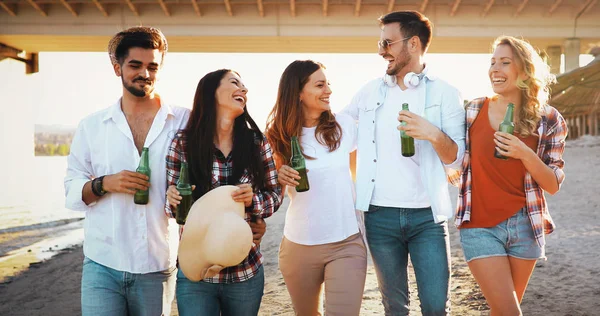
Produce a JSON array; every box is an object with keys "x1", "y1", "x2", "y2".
[{"x1": 91, "y1": 176, "x2": 107, "y2": 197}]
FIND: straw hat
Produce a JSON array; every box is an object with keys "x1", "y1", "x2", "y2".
[{"x1": 178, "y1": 185, "x2": 253, "y2": 282}]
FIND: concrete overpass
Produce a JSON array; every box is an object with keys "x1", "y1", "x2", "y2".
[{"x1": 1, "y1": 0, "x2": 600, "y2": 73}]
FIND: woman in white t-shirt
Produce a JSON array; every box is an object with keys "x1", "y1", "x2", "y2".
[{"x1": 265, "y1": 60, "x2": 367, "y2": 316}]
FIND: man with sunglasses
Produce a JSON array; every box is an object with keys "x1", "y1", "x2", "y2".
[{"x1": 342, "y1": 10, "x2": 466, "y2": 315}]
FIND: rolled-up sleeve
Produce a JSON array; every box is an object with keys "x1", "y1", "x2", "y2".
[
  {"x1": 441, "y1": 86, "x2": 466, "y2": 170},
  {"x1": 64, "y1": 121, "x2": 93, "y2": 212},
  {"x1": 165, "y1": 134, "x2": 184, "y2": 218},
  {"x1": 543, "y1": 109, "x2": 568, "y2": 188},
  {"x1": 248, "y1": 136, "x2": 282, "y2": 219}
]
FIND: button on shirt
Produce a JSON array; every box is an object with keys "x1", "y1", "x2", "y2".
[
  {"x1": 64, "y1": 99, "x2": 190, "y2": 274},
  {"x1": 342, "y1": 72, "x2": 466, "y2": 221},
  {"x1": 165, "y1": 131, "x2": 282, "y2": 283},
  {"x1": 454, "y1": 97, "x2": 567, "y2": 248},
  {"x1": 371, "y1": 85, "x2": 430, "y2": 208}
]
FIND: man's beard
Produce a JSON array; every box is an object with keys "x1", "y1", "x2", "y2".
[
  {"x1": 386, "y1": 45, "x2": 411, "y2": 76},
  {"x1": 123, "y1": 77, "x2": 153, "y2": 97}
]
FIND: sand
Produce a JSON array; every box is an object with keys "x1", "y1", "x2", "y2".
[{"x1": 1, "y1": 136, "x2": 598, "y2": 315}]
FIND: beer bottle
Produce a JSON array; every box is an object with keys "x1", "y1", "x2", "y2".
[
  {"x1": 494, "y1": 103, "x2": 515, "y2": 160},
  {"x1": 290, "y1": 136, "x2": 309, "y2": 192},
  {"x1": 400, "y1": 103, "x2": 415, "y2": 157},
  {"x1": 134, "y1": 147, "x2": 151, "y2": 205},
  {"x1": 175, "y1": 161, "x2": 193, "y2": 225}
]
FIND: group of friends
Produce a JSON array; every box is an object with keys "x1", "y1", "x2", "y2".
[{"x1": 64, "y1": 9, "x2": 568, "y2": 316}]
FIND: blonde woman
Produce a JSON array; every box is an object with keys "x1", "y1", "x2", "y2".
[{"x1": 454, "y1": 36, "x2": 568, "y2": 315}]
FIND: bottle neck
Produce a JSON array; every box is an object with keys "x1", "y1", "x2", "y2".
[
  {"x1": 179, "y1": 162, "x2": 190, "y2": 185},
  {"x1": 291, "y1": 137, "x2": 303, "y2": 159},
  {"x1": 503, "y1": 104, "x2": 515, "y2": 124},
  {"x1": 139, "y1": 148, "x2": 149, "y2": 166}
]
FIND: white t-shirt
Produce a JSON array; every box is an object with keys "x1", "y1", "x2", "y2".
[
  {"x1": 283, "y1": 113, "x2": 359, "y2": 246},
  {"x1": 371, "y1": 85, "x2": 431, "y2": 208}
]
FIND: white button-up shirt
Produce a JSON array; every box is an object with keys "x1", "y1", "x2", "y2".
[
  {"x1": 342, "y1": 72, "x2": 466, "y2": 222},
  {"x1": 64, "y1": 99, "x2": 190, "y2": 273}
]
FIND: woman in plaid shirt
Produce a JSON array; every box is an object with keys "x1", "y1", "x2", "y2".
[
  {"x1": 455, "y1": 36, "x2": 567, "y2": 315},
  {"x1": 165, "y1": 69, "x2": 282, "y2": 316}
]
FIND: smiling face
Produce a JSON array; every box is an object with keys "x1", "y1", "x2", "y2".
[
  {"x1": 113, "y1": 47, "x2": 162, "y2": 98},
  {"x1": 378, "y1": 22, "x2": 412, "y2": 76},
  {"x1": 299, "y1": 68, "x2": 332, "y2": 117},
  {"x1": 489, "y1": 44, "x2": 527, "y2": 97},
  {"x1": 215, "y1": 72, "x2": 248, "y2": 118}
]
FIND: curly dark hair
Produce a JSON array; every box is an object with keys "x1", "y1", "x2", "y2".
[{"x1": 108, "y1": 26, "x2": 168, "y2": 65}]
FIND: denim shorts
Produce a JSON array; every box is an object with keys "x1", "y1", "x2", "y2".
[{"x1": 459, "y1": 208, "x2": 543, "y2": 262}]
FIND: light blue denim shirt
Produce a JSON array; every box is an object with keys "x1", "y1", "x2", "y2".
[{"x1": 341, "y1": 73, "x2": 466, "y2": 222}]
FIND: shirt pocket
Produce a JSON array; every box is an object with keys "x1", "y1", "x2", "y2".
[
  {"x1": 89, "y1": 140, "x2": 111, "y2": 177},
  {"x1": 424, "y1": 103, "x2": 442, "y2": 128}
]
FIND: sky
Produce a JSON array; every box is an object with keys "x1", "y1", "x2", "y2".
[{"x1": 0, "y1": 52, "x2": 594, "y2": 131}]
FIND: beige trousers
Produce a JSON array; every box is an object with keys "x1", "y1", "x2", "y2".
[{"x1": 278, "y1": 233, "x2": 367, "y2": 316}]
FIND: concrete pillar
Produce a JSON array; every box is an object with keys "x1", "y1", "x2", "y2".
[
  {"x1": 571, "y1": 117, "x2": 578, "y2": 139},
  {"x1": 546, "y1": 45, "x2": 562, "y2": 75},
  {"x1": 564, "y1": 38, "x2": 581, "y2": 73},
  {"x1": 0, "y1": 60, "x2": 35, "y2": 206}
]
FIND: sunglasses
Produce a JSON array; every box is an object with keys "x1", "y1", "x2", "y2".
[{"x1": 377, "y1": 36, "x2": 412, "y2": 49}]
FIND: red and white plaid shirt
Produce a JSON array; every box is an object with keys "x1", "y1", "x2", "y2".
[
  {"x1": 454, "y1": 97, "x2": 568, "y2": 248},
  {"x1": 165, "y1": 131, "x2": 282, "y2": 283}
]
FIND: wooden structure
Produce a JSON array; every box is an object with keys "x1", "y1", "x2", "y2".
[
  {"x1": 550, "y1": 49, "x2": 600, "y2": 139},
  {"x1": 1, "y1": 0, "x2": 600, "y2": 74}
]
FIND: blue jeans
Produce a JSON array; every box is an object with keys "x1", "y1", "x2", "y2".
[
  {"x1": 176, "y1": 265, "x2": 264, "y2": 316},
  {"x1": 364, "y1": 206, "x2": 451, "y2": 316},
  {"x1": 81, "y1": 257, "x2": 177, "y2": 316}
]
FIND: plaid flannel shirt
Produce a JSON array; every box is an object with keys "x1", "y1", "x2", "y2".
[
  {"x1": 454, "y1": 97, "x2": 568, "y2": 248},
  {"x1": 165, "y1": 131, "x2": 282, "y2": 283}
]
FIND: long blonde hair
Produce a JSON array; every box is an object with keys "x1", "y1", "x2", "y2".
[{"x1": 492, "y1": 36, "x2": 556, "y2": 136}]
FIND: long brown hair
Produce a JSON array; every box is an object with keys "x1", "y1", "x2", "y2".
[
  {"x1": 184, "y1": 69, "x2": 265, "y2": 200},
  {"x1": 493, "y1": 36, "x2": 556, "y2": 136},
  {"x1": 265, "y1": 60, "x2": 342, "y2": 166}
]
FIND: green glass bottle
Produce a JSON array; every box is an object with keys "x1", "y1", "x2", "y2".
[
  {"x1": 134, "y1": 147, "x2": 151, "y2": 205},
  {"x1": 175, "y1": 161, "x2": 193, "y2": 225},
  {"x1": 290, "y1": 136, "x2": 309, "y2": 192},
  {"x1": 494, "y1": 103, "x2": 515, "y2": 160},
  {"x1": 400, "y1": 103, "x2": 415, "y2": 157}
]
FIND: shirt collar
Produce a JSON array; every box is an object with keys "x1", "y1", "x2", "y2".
[
  {"x1": 381, "y1": 63, "x2": 437, "y2": 87},
  {"x1": 102, "y1": 95, "x2": 175, "y2": 122},
  {"x1": 419, "y1": 63, "x2": 436, "y2": 81}
]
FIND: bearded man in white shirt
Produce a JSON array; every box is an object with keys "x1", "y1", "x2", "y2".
[
  {"x1": 64, "y1": 27, "x2": 267, "y2": 316},
  {"x1": 342, "y1": 11, "x2": 466, "y2": 316}
]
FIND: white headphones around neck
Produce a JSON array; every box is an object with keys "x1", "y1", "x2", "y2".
[{"x1": 383, "y1": 65, "x2": 430, "y2": 89}]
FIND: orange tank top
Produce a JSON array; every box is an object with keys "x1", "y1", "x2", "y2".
[{"x1": 461, "y1": 98, "x2": 539, "y2": 228}]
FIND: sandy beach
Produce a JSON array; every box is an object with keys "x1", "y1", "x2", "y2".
[{"x1": 0, "y1": 136, "x2": 598, "y2": 315}]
